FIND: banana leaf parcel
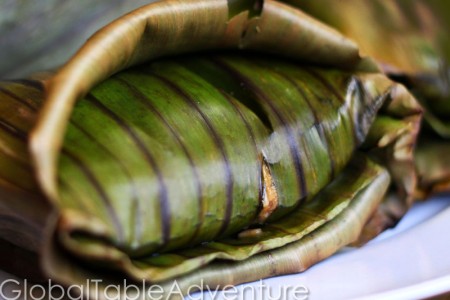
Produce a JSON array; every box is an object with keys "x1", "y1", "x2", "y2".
[{"x1": 1, "y1": 0, "x2": 445, "y2": 298}]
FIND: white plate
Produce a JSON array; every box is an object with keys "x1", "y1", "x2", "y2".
[{"x1": 1, "y1": 196, "x2": 449, "y2": 300}]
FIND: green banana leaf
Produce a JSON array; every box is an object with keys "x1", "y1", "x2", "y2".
[
  {"x1": 0, "y1": 56, "x2": 421, "y2": 298},
  {"x1": 0, "y1": 0, "x2": 424, "y2": 298}
]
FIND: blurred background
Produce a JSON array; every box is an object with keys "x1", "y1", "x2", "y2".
[
  {"x1": 0, "y1": 0, "x2": 448, "y2": 80},
  {"x1": 0, "y1": 0, "x2": 157, "y2": 79}
]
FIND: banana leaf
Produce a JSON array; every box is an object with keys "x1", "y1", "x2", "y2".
[
  {"x1": 284, "y1": 0, "x2": 450, "y2": 196},
  {"x1": 0, "y1": 0, "x2": 423, "y2": 298}
]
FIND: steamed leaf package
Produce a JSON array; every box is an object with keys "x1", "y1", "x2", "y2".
[{"x1": 1, "y1": 0, "x2": 444, "y2": 298}]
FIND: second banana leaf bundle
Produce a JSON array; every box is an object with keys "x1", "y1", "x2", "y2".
[
  {"x1": 0, "y1": 0, "x2": 447, "y2": 298},
  {"x1": 287, "y1": 0, "x2": 450, "y2": 196}
]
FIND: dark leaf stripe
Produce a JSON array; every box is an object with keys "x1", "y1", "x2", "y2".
[
  {"x1": 353, "y1": 77, "x2": 380, "y2": 144},
  {"x1": 113, "y1": 77, "x2": 204, "y2": 245},
  {"x1": 58, "y1": 179, "x2": 90, "y2": 212},
  {"x1": 61, "y1": 149, "x2": 124, "y2": 241},
  {"x1": 3, "y1": 79, "x2": 44, "y2": 92},
  {"x1": 0, "y1": 175, "x2": 34, "y2": 194},
  {"x1": 149, "y1": 74, "x2": 234, "y2": 238},
  {"x1": 220, "y1": 92, "x2": 259, "y2": 159},
  {"x1": 0, "y1": 86, "x2": 38, "y2": 112},
  {"x1": 219, "y1": 90, "x2": 263, "y2": 212},
  {"x1": 85, "y1": 94, "x2": 171, "y2": 246},
  {"x1": 0, "y1": 130, "x2": 31, "y2": 170},
  {"x1": 211, "y1": 57, "x2": 307, "y2": 199},
  {"x1": 264, "y1": 63, "x2": 361, "y2": 181},
  {"x1": 0, "y1": 118, "x2": 28, "y2": 141},
  {"x1": 2, "y1": 81, "x2": 145, "y2": 240},
  {"x1": 304, "y1": 68, "x2": 360, "y2": 144},
  {"x1": 2, "y1": 81, "x2": 120, "y2": 157},
  {"x1": 304, "y1": 68, "x2": 345, "y2": 103},
  {"x1": 66, "y1": 121, "x2": 143, "y2": 244},
  {"x1": 0, "y1": 82, "x2": 106, "y2": 150},
  {"x1": 0, "y1": 128, "x2": 35, "y2": 191},
  {"x1": 176, "y1": 57, "x2": 273, "y2": 132},
  {"x1": 0, "y1": 81, "x2": 46, "y2": 113},
  {"x1": 263, "y1": 68, "x2": 336, "y2": 179}
]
